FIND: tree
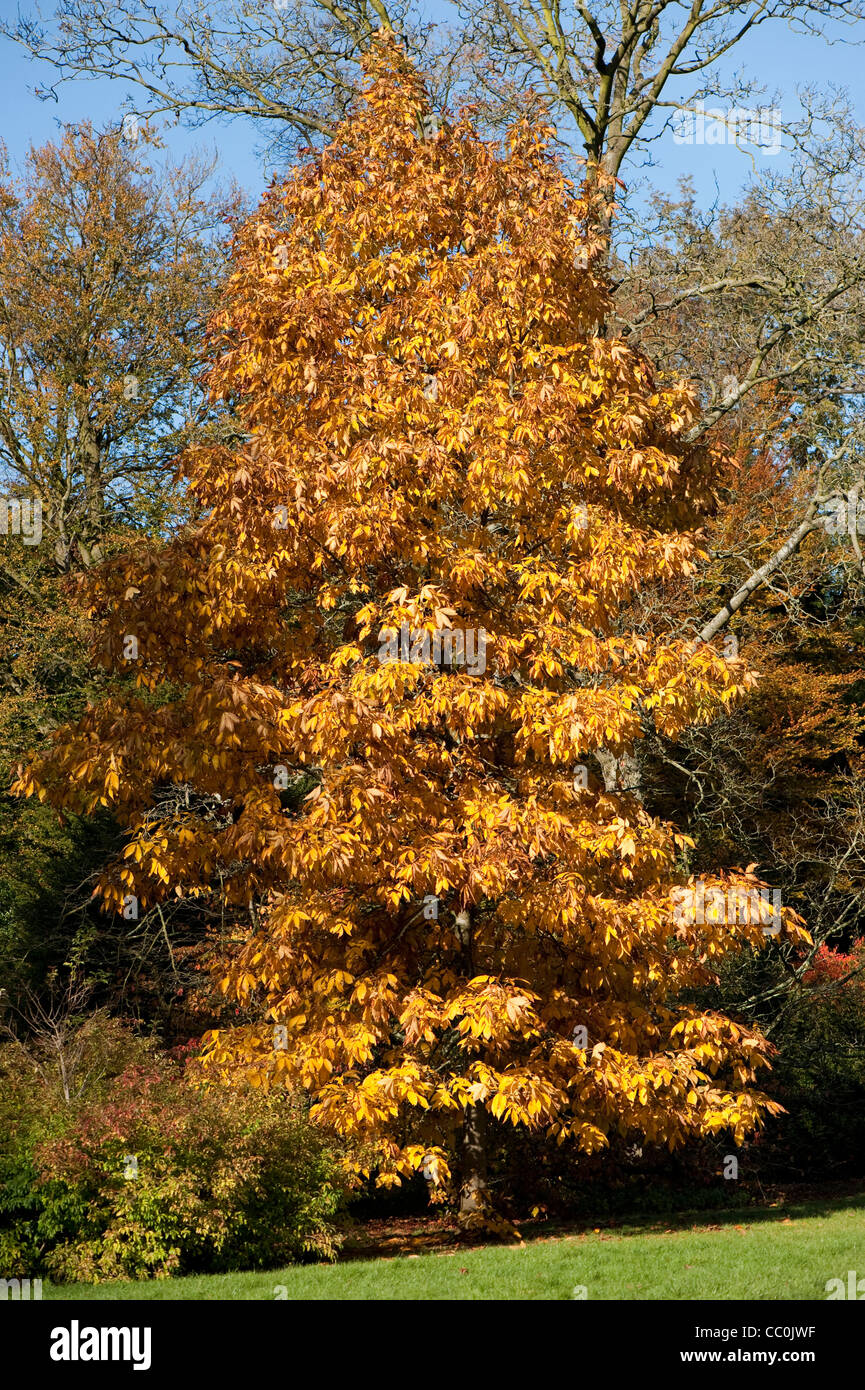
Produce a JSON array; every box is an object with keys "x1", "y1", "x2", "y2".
[
  {"x1": 0, "y1": 124, "x2": 241, "y2": 1025},
  {"x1": 13, "y1": 8, "x2": 865, "y2": 664},
  {"x1": 582, "y1": 160, "x2": 865, "y2": 794},
  {"x1": 0, "y1": 122, "x2": 241, "y2": 573},
  {"x1": 15, "y1": 38, "x2": 808, "y2": 1217},
  {"x1": 11, "y1": 0, "x2": 865, "y2": 178},
  {"x1": 641, "y1": 436, "x2": 865, "y2": 1026}
]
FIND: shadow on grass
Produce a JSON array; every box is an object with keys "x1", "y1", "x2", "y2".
[{"x1": 339, "y1": 1180, "x2": 865, "y2": 1261}]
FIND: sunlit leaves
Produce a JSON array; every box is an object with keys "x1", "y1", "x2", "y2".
[{"x1": 13, "y1": 36, "x2": 808, "y2": 1195}]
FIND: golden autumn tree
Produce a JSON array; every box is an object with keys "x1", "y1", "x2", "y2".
[{"x1": 15, "y1": 35, "x2": 808, "y2": 1218}]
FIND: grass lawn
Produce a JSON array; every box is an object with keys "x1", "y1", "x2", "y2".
[{"x1": 44, "y1": 1193, "x2": 865, "y2": 1300}]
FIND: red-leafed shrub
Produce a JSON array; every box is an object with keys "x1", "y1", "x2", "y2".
[
  {"x1": 0, "y1": 1017, "x2": 347, "y2": 1282},
  {"x1": 803, "y1": 940, "x2": 865, "y2": 989}
]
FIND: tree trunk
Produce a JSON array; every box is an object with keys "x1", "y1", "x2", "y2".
[
  {"x1": 459, "y1": 1102, "x2": 488, "y2": 1214},
  {"x1": 77, "y1": 405, "x2": 105, "y2": 568},
  {"x1": 454, "y1": 903, "x2": 489, "y2": 1213},
  {"x1": 596, "y1": 746, "x2": 643, "y2": 800}
]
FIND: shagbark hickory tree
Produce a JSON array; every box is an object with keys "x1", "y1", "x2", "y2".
[{"x1": 16, "y1": 37, "x2": 807, "y2": 1217}]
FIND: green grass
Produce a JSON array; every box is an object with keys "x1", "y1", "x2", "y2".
[{"x1": 44, "y1": 1195, "x2": 865, "y2": 1300}]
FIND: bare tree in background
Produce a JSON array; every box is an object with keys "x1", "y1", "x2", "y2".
[{"x1": 7, "y1": 1, "x2": 865, "y2": 173}]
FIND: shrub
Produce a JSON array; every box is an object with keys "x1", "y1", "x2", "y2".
[
  {"x1": 757, "y1": 939, "x2": 865, "y2": 1178},
  {"x1": 0, "y1": 1010, "x2": 145, "y2": 1274},
  {"x1": 707, "y1": 938, "x2": 865, "y2": 1180},
  {"x1": 0, "y1": 1016, "x2": 346, "y2": 1281},
  {"x1": 36, "y1": 1063, "x2": 346, "y2": 1281}
]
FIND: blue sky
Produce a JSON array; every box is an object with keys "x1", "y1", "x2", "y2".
[
  {"x1": 0, "y1": 6, "x2": 270, "y2": 199},
  {"x1": 1, "y1": 2, "x2": 863, "y2": 211}
]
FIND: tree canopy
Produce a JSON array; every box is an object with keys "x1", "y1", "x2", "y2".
[{"x1": 14, "y1": 36, "x2": 809, "y2": 1214}]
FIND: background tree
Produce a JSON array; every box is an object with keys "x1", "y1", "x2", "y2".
[
  {"x1": 0, "y1": 123, "x2": 241, "y2": 572},
  {"x1": 10, "y1": 0, "x2": 865, "y2": 176},
  {"x1": 0, "y1": 123, "x2": 242, "y2": 1023},
  {"x1": 621, "y1": 175, "x2": 865, "y2": 947},
  {"x1": 16, "y1": 39, "x2": 808, "y2": 1217}
]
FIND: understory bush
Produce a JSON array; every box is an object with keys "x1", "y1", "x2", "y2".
[
  {"x1": 750, "y1": 939, "x2": 865, "y2": 1179},
  {"x1": 0, "y1": 1016, "x2": 346, "y2": 1281}
]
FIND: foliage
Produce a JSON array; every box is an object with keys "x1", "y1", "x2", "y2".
[
  {"x1": 14, "y1": 39, "x2": 809, "y2": 1213},
  {"x1": 728, "y1": 940, "x2": 865, "y2": 1179},
  {"x1": 0, "y1": 123, "x2": 245, "y2": 1017},
  {"x1": 636, "y1": 426, "x2": 865, "y2": 1178},
  {"x1": 0, "y1": 1010, "x2": 147, "y2": 1272},
  {"x1": 0, "y1": 1016, "x2": 346, "y2": 1280},
  {"x1": 643, "y1": 440, "x2": 865, "y2": 915},
  {"x1": 0, "y1": 122, "x2": 241, "y2": 568}
]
